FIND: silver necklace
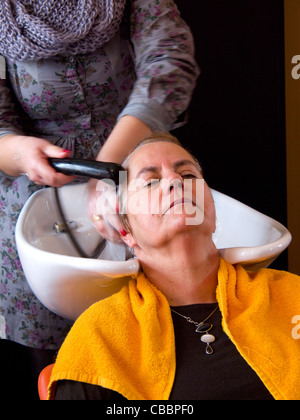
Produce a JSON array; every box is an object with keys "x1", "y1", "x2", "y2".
[{"x1": 171, "y1": 304, "x2": 219, "y2": 355}]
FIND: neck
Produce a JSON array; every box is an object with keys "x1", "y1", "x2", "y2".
[{"x1": 138, "y1": 236, "x2": 220, "y2": 306}]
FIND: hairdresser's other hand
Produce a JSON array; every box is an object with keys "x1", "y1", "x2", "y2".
[
  {"x1": 87, "y1": 116, "x2": 152, "y2": 242},
  {"x1": 1, "y1": 134, "x2": 75, "y2": 187},
  {"x1": 88, "y1": 178, "x2": 125, "y2": 243}
]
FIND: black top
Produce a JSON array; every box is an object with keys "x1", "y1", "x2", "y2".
[{"x1": 54, "y1": 304, "x2": 274, "y2": 400}]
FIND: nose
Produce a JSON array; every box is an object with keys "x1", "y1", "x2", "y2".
[{"x1": 168, "y1": 179, "x2": 183, "y2": 192}]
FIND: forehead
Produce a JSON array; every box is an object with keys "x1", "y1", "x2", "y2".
[{"x1": 127, "y1": 142, "x2": 197, "y2": 175}]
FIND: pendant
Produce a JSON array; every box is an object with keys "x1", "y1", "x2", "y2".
[
  {"x1": 201, "y1": 334, "x2": 215, "y2": 355},
  {"x1": 195, "y1": 323, "x2": 215, "y2": 354},
  {"x1": 195, "y1": 323, "x2": 212, "y2": 333}
]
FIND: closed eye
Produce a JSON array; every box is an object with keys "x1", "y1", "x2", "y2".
[
  {"x1": 144, "y1": 179, "x2": 160, "y2": 188},
  {"x1": 182, "y1": 173, "x2": 198, "y2": 179}
]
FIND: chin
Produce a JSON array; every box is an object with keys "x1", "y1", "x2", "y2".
[{"x1": 164, "y1": 214, "x2": 202, "y2": 235}]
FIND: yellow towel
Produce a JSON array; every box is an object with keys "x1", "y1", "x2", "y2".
[
  {"x1": 217, "y1": 258, "x2": 300, "y2": 400},
  {"x1": 48, "y1": 272, "x2": 176, "y2": 400},
  {"x1": 48, "y1": 258, "x2": 300, "y2": 400}
]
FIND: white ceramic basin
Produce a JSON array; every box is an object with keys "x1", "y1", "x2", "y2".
[
  {"x1": 211, "y1": 189, "x2": 292, "y2": 270},
  {"x1": 15, "y1": 183, "x2": 291, "y2": 320},
  {"x1": 16, "y1": 183, "x2": 139, "y2": 320}
]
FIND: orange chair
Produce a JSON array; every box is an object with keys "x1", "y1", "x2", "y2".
[{"x1": 38, "y1": 363, "x2": 55, "y2": 400}]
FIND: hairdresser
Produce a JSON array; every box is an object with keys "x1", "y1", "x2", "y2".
[{"x1": 0, "y1": 0, "x2": 199, "y2": 399}]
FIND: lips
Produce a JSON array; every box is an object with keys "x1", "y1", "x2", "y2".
[{"x1": 163, "y1": 198, "x2": 196, "y2": 214}]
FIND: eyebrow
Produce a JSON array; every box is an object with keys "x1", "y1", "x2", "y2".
[{"x1": 135, "y1": 159, "x2": 200, "y2": 178}]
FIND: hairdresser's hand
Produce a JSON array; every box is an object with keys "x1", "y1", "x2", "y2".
[
  {"x1": 2, "y1": 135, "x2": 75, "y2": 187},
  {"x1": 88, "y1": 178, "x2": 125, "y2": 243}
]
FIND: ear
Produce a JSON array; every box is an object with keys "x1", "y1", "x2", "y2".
[{"x1": 120, "y1": 232, "x2": 137, "y2": 249}]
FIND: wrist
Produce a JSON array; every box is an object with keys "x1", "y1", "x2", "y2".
[
  {"x1": 98, "y1": 116, "x2": 152, "y2": 163},
  {"x1": 12, "y1": 135, "x2": 27, "y2": 175}
]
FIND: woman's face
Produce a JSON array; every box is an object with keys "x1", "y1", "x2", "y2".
[{"x1": 121, "y1": 141, "x2": 216, "y2": 251}]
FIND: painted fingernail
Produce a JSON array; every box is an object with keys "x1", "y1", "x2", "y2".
[
  {"x1": 62, "y1": 149, "x2": 71, "y2": 153},
  {"x1": 120, "y1": 229, "x2": 127, "y2": 237}
]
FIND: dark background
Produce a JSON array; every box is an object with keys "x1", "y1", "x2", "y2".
[{"x1": 172, "y1": 0, "x2": 287, "y2": 270}]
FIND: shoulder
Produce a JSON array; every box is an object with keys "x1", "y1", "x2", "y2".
[
  {"x1": 73, "y1": 279, "x2": 133, "y2": 330},
  {"x1": 50, "y1": 281, "x2": 134, "y2": 377},
  {"x1": 218, "y1": 258, "x2": 300, "y2": 308},
  {"x1": 237, "y1": 265, "x2": 300, "y2": 310},
  {"x1": 245, "y1": 266, "x2": 300, "y2": 284}
]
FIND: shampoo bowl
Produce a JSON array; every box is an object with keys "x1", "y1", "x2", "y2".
[{"x1": 15, "y1": 184, "x2": 292, "y2": 320}]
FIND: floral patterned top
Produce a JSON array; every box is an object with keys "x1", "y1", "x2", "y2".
[{"x1": 0, "y1": 0, "x2": 199, "y2": 349}]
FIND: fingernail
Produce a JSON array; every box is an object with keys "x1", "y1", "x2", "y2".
[
  {"x1": 62, "y1": 149, "x2": 71, "y2": 153},
  {"x1": 120, "y1": 229, "x2": 127, "y2": 237}
]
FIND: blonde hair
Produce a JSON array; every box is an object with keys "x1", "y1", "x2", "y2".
[
  {"x1": 122, "y1": 132, "x2": 202, "y2": 173},
  {"x1": 122, "y1": 132, "x2": 181, "y2": 169}
]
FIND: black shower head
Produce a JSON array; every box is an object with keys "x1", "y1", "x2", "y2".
[{"x1": 49, "y1": 158, "x2": 124, "y2": 185}]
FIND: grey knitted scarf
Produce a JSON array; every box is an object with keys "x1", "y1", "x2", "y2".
[{"x1": 0, "y1": 0, "x2": 127, "y2": 61}]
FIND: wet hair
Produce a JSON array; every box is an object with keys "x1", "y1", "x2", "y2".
[{"x1": 122, "y1": 131, "x2": 202, "y2": 174}]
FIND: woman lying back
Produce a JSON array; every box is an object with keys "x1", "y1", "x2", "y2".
[{"x1": 49, "y1": 133, "x2": 300, "y2": 400}]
